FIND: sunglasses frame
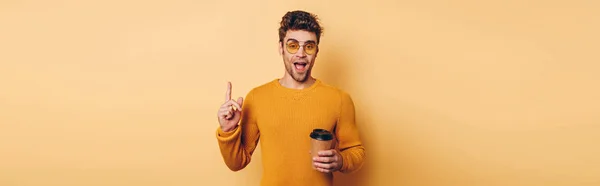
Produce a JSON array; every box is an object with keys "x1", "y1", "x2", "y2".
[{"x1": 283, "y1": 39, "x2": 318, "y2": 55}]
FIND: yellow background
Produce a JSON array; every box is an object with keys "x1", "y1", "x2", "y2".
[{"x1": 1, "y1": 0, "x2": 599, "y2": 185}]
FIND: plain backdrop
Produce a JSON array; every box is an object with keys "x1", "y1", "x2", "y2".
[{"x1": 1, "y1": 0, "x2": 599, "y2": 185}]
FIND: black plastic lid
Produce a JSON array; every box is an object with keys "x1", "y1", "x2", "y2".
[
  {"x1": 313, "y1": 129, "x2": 326, "y2": 133},
  {"x1": 310, "y1": 128, "x2": 333, "y2": 141}
]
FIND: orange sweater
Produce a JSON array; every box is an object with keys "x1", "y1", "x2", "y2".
[{"x1": 216, "y1": 79, "x2": 365, "y2": 186}]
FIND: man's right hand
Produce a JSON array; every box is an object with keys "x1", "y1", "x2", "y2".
[{"x1": 217, "y1": 82, "x2": 244, "y2": 132}]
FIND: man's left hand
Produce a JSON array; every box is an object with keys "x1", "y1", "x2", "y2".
[{"x1": 313, "y1": 149, "x2": 343, "y2": 173}]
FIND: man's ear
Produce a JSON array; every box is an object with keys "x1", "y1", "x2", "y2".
[{"x1": 278, "y1": 41, "x2": 283, "y2": 55}]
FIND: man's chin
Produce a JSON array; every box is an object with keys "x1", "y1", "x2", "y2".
[{"x1": 292, "y1": 74, "x2": 308, "y2": 82}]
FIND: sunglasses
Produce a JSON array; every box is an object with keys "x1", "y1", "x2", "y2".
[{"x1": 285, "y1": 39, "x2": 318, "y2": 55}]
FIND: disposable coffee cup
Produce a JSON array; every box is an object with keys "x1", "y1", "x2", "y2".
[{"x1": 310, "y1": 129, "x2": 334, "y2": 159}]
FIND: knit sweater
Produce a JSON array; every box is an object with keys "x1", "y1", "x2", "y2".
[{"x1": 216, "y1": 79, "x2": 365, "y2": 186}]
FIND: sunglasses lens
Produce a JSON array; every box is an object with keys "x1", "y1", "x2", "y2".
[
  {"x1": 286, "y1": 42, "x2": 299, "y2": 54},
  {"x1": 304, "y1": 43, "x2": 316, "y2": 55}
]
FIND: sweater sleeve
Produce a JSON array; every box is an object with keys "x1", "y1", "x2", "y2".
[
  {"x1": 216, "y1": 90, "x2": 260, "y2": 171},
  {"x1": 335, "y1": 91, "x2": 366, "y2": 174}
]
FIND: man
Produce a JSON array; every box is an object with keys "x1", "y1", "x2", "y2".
[{"x1": 215, "y1": 10, "x2": 365, "y2": 186}]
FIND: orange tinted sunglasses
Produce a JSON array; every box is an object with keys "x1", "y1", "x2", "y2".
[{"x1": 285, "y1": 39, "x2": 318, "y2": 55}]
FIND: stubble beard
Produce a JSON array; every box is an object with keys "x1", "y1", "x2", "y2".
[{"x1": 285, "y1": 62, "x2": 311, "y2": 82}]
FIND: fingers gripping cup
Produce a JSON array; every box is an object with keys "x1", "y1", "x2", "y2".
[{"x1": 310, "y1": 129, "x2": 334, "y2": 159}]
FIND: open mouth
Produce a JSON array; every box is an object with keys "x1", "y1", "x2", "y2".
[{"x1": 293, "y1": 62, "x2": 308, "y2": 72}]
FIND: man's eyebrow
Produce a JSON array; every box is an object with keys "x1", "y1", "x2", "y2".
[{"x1": 286, "y1": 38, "x2": 317, "y2": 44}]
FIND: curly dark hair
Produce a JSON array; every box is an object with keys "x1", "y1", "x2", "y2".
[{"x1": 278, "y1": 10, "x2": 323, "y2": 44}]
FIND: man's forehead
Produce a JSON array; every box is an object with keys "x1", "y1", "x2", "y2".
[{"x1": 285, "y1": 30, "x2": 317, "y2": 41}]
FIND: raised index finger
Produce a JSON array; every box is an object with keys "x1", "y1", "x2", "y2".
[{"x1": 225, "y1": 82, "x2": 232, "y2": 101}]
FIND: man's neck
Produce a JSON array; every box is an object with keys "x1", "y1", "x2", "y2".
[{"x1": 279, "y1": 75, "x2": 316, "y2": 90}]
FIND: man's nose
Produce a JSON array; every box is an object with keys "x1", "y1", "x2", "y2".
[{"x1": 295, "y1": 47, "x2": 307, "y2": 57}]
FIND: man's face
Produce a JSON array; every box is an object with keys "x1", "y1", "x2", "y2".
[{"x1": 279, "y1": 30, "x2": 319, "y2": 82}]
